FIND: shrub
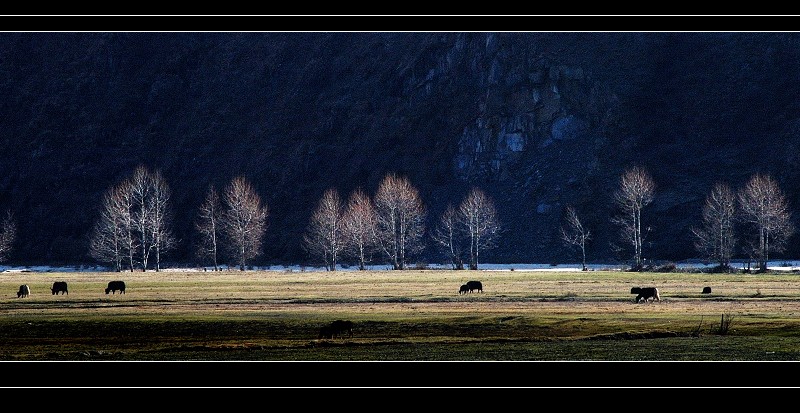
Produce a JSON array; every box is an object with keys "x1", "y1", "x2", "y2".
[
  {"x1": 712, "y1": 313, "x2": 735, "y2": 335},
  {"x1": 653, "y1": 262, "x2": 677, "y2": 272}
]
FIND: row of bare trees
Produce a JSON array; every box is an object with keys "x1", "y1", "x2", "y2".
[
  {"x1": 693, "y1": 174, "x2": 794, "y2": 272},
  {"x1": 431, "y1": 188, "x2": 500, "y2": 270},
  {"x1": 304, "y1": 174, "x2": 429, "y2": 271},
  {"x1": 90, "y1": 166, "x2": 268, "y2": 272},
  {"x1": 93, "y1": 168, "x2": 482, "y2": 272},
  {"x1": 194, "y1": 177, "x2": 269, "y2": 271},
  {"x1": 304, "y1": 174, "x2": 501, "y2": 271},
  {"x1": 87, "y1": 165, "x2": 795, "y2": 273},
  {"x1": 561, "y1": 166, "x2": 795, "y2": 273},
  {"x1": 560, "y1": 166, "x2": 655, "y2": 271},
  {"x1": 89, "y1": 165, "x2": 176, "y2": 272}
]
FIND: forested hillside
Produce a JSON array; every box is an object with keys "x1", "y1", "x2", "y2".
[{"x1": 2, "y1": 31, "x2": 800, "y2": 267}]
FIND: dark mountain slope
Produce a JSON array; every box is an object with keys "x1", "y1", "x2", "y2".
[{"x1": 1, "y1": 32, "x2": 800, "y2": 266}]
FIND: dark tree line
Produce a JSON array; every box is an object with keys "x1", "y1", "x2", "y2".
[{"x1": 0, "y1": 211, "x2": 16, "y2": 264}]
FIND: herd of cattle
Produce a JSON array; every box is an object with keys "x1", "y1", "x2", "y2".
[
  {"x1": 15, "y1": 280, "x2": 126, "y2": 298},
  {"x1": 458, "y1": 281, "x2": 681, "y2": 304},
  {"x1": 11, "y1": 276, "x2": 713, "y2": 343},
  {"x1": 315, "y1": 281, "x2": 683, "y2": 341},
  {"x1": 13, "y1": 278, "x2": 710, "y2": 306},
  {"x1": 456, "y1": 281, "x2": 712, "y2": 304}
]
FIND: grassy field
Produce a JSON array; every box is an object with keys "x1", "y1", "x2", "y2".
[{"x1": 2, "y1": 268, "x2": 800, "y2": 362}]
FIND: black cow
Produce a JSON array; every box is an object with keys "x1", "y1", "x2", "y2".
[
  {"x1": 330, "y1": 320, "x2": 353, "y2": 337},
  {"x1": 318, "y1": 325, "x2": 334, "y2": 339},
  {"x1": 105, "y1": 280, "x2": 126, "y2": 294},
  {"x1": 459, "y1": 284, "x2": 469, "y2": 295},
  {"x1": 17, "y1": 284, "x2": 30, "y2": 298},
  {"x1": 51, "y1": 281, "x2": 68, "y2": 295},
  {"x1": 702, "y1": 286, "x2": 712, "y2": 294},
  {"x1": 634, "y1": 287, "x2": 660, "y2": 303},
  {"x1": 467, "y1": 280, "x2": 483, "y2": 293},
  {"x1": 319, "y1": 320, "x2": 354, "y2": 339}
]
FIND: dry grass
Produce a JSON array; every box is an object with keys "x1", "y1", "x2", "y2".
[{"x1": 2, "y1": 269, "x2": 800, "y2": 360}]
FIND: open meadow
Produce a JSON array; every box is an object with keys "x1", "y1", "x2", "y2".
[{"x1": 3, "y1": 268, "x2": 800, "y2": 365}]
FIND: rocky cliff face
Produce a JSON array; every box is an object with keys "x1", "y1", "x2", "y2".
[{"x1": 1, "y1": 32, "x2": 800, "y2": 266}]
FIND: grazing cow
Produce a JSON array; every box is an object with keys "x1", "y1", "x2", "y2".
[
  {"x1": 51, "y1": 281, "x2": 68, "y2": 295},
  {"x1": 459, "y1": 284, "x2": 469, "y2": 295},
  {"x1": 634, "y1": 287, "x2": 660, "y2": 303},
  {"x1": 17, "y1": 284, "x2": 30, "y2": 298},
  {"x1": 318, "y1": 325, "x2": 334, "y2": 339},
  {"x1": 105, "y1": 280, "x2": 126, "y2": 294},
  {"x1": 702, "y1": 286, "x2": 712, "y2": 294},
  {"x1": 330, "y1": 320, "x2": 353, "y2": 337},
  {"x1": 319, "y1": 320, "x2": 353, "y2": 339},
  {"x1": 467, "y1": 280, "x2": 483, "y2": 293},
  {"x1": 630, "y1": 287, "x2": 642, "y2": 295}
]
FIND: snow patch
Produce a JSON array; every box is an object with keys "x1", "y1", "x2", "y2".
[{"x1": 3, "y1": 261, "x2": 800, "y2": 273}]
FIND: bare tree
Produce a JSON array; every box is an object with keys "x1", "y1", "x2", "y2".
[
  {"x1": 612, "y1": 166, "x2": 655, "y2": 270},
  {"x1": 148, "y1": 168, "x2": 176, "y2": 272},
  {"x1": 373, "y1": 173, "x2": 426, "y2": 270},
  {"x1": 0, "y1": 211, "x2": 16, "y2": 264},
  {"x1": 195, "y1": 185, "x2": 222, "y2": 271},
  {"x1": 90, "y1": 180, "x2": 136, "y2": 272},
  {"x1": 341, "y1": 188, "x2": 378, "y2": 271},
  {"x1": 128, "y1": 165, "x2": 154, "y2": 271},
  {"x1": 222, "y1": 176, "x2": 268, "y2": 271},
  {"x1": 737, "y1": 173, "x2": 794, "y2": 272},
  {"x1": 560, "y1": 205, "x2": 591, "y2": 271},
  {"x1": 431, "y1": 204, "x2": 464, "y2": 270},
  {"x1": 117, "y1": 181, "x2": 137, "y2": 272},
  {"x1": 89, "y1": 186, "x2": 128, "y2": 272},
  {"x1": 120, "y1": 165, "x2": 177, "y2": 272},
  {"x1": 90, "y1": 166, "x2": 175, "y2": 272},
  {"x1": 458, "y1": 187, "x2": 500, "y2": 270},
  {"x1": 692, "y1": 183, "x2": 737, "y2": 271},
  {"x1": 89, "y1": 221, "x2": 121, "y2": 271},
  {"x1": 304, "y1": 188, "x2": 346, "y2": 271},
  {"x1": 741, "y1": 238, "x2": 760, "y2": 273}
]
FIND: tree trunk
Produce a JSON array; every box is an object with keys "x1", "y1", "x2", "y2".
[
  {"x1": 358, "y1": 243, "x2": 365, "y2": 271},
  {"x1": 635, "y1": 207, "x2": 642, "y2": 269},
  {"x1": 581, "y1": 242, "x2": 587, "y2": 271},
  {"x1": 475, "y1": 232, "x2": 480, "y2": 270}
]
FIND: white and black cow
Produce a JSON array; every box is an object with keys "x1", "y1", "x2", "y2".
[
  {"x1": 631, "y1": 287, "x2": 660, "y2": 303},
  {"x1": 17, "y1": 284, "x2": 30, "y2": 298}
]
